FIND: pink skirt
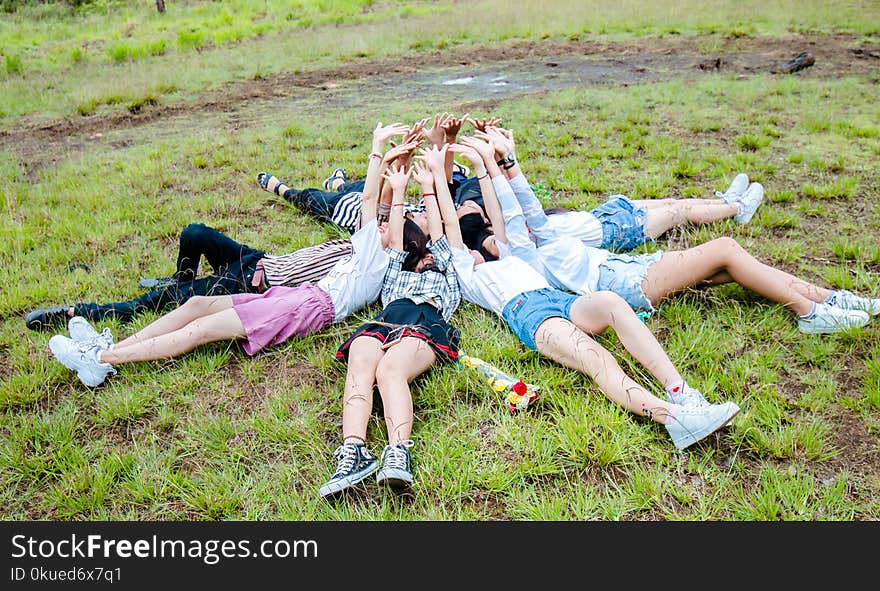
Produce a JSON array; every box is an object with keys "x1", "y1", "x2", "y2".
[{"x1": 232, "y1": 283, "x2": 335, "y2": 355}]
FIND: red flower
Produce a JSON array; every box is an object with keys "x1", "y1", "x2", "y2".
[{"x1": 512, "y1": 381, "x2": 527, "y2": 396}]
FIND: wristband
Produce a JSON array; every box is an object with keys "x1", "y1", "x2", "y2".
[
  {"x1": 390, "y1": 203, "x2": 405, "y2": 208},
  {"x1": 475, "y1": 172, "x2": 489, "y2": 180},
  {"x1": 370, "y1": 152, "x2": 382, "y2": 159},
  {"x1": 422, "y1": 192, "x2": 436, "y2": 198}
]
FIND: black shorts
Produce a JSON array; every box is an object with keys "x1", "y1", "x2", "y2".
[{"x1": 336, "y1": 298, "x2": 460, "y2": 365}]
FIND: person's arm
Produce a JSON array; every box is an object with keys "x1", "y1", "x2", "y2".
[
  {"x1": 441, "y1": 112, "x2": 469, "y2": 180},
  {"x1": 383, "y1": 162, "x2": 413, "y2": 251},
  {"x1": 375, "y1": 141, "x2": 418, "y2": 223},
  {"x1": 457, "y1": 135, "x2": 508, "y2": 246},
  {"x1": 419, "y1": 144, "x2": 464, "y2": 250},
  {"x1": 412, "y1": 158, "x2": 445, "y2": 245},
  {"x1": 362, "y1": 121, "x2": 408, "y2": 225},
  {"x1": 479, "y1": 126, "x2": 558, "y2": 244}
]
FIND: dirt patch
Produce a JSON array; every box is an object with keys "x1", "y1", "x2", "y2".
[
  {"x1": 193, "y1": 355, "x2": 329, "y2": 418},
  {"x1": 3, "y1": 33, "x2": 878, "y2": 169}
]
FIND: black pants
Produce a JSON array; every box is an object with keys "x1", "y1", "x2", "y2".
[
  {"x1": 283, "y1": 180, "x2": 366, "y2": 222},
  {"x1": 74, "y1": 224, "x2": 265, "y2": 323}
]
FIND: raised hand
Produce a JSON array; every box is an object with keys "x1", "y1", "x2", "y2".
[
  {"x1": 447, "y1": 142, "x2": 484, "y2": 169},
  {"x1": 442, "y1": 112, "x2": 470, "y2": 143},
  {"x1": 382, "y1": 162, "x2": 413, "y2": 194},
  {"x1": 458, "y1": 135, "x2": 496, "y2": 164},
  {"x1": 467, "y1": 116, "x2": 504, "y2": 133},
  {"x1": 382, "y1": 140, "x2": 420, "y2": 165},
  {"x1": 424, "y1": 112, "x2": 452, "y2": 147},
  {"x1": 479, "y1": 126, "x2": 515, "y2": 158},
  {"x1": 403, "y1": 117, "x2": 429, "y2": 145},
  {"x1": 416, "y1": 143, "x2": 449, "y2": 173},
  {"x1": 373, "y1": 121, "x2": 410, "y2": 147},
  {"x1": 411, "y1": 160, "x2": 434, "y2": 189}
]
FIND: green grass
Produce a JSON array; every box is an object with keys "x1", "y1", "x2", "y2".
[
  {"x1": 3, "y1": 0, "x2": 880, "y2": 124},
  {"x1": 1, "y1": 1, "x2": 879, "y2": 521}
]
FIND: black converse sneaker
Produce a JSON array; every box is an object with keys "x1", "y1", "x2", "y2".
[
  {"x1": 319, "y1": 443, "x2": 378, "y2": 498},
  {"x1": 376, "y1": 440, "x2": 414, "y2": 490}
]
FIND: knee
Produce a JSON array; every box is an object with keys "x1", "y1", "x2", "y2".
[
  {"x1": 375, "y1": 361, "x2": 407, "y2": 391},
  {"x1": 180, "y1": 223, "x2": 210, "y2": 245},
  {"x1": 585, "y1": 291, "x2": 631, "y2": 321},
  {"x1": 710, "y1": 236, "x2": 743, "y2": 253},
  {"x1": 181, "y1": 295, "x2": 212, "y2": 312}
]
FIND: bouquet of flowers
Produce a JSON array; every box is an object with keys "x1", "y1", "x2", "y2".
[{"x1": 457, "y1": 350, "x2": 540, "y2": 413}]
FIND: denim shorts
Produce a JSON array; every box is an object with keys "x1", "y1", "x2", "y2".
[
  {"x1": 592, "y1": 195, "x2": 650, "y2": 252},
  {"x1": 501, "y1": 287, "x2": 579, "y2": 351},
  {"x1": 595, "y1": 251, "x2": 662, "y2": 315}
]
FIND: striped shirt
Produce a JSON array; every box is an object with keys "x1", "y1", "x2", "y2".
[
  {"x1": 331, "y1": 192, "x2": 364, "y2": 233},
  {"x1": 381, "y1": 235, "x2": 461, "y2": 321},
  {"x1": 260, "y1": 239, "x2": 354, "y2": 288}
]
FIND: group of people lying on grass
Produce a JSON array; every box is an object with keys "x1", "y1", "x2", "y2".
[{"x1": 29, "y1": 114, "x2": 880, "y2": 499}]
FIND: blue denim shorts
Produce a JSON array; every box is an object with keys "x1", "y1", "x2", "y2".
[
  {"x1": 595, "y1": 251, "x2": 662, "y2": 315},
  {"x1": 592, "y1": 195, "x2": 650, "y2": 252},
  {"x1": 501, "y1": 287, "x2": 579, "y2": 351}
]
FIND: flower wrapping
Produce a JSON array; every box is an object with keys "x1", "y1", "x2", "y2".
[{"x1": 458, "y1": 350, "x2": 540, "y2": 413}]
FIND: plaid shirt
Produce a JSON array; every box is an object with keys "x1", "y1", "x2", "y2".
[{"x1": 381, "y1": 235, "x2": 461, "y2": 321}]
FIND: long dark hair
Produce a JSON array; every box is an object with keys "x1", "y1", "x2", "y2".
[
  {"x1": 459, "y1": 212, "x2": 498, "y2": 261},
  {"x1": 401, "y1": 217, "x2": 430, "y2": 272}
]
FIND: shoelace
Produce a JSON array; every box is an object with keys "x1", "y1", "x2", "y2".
[
  {"x1": 332, "y1": 444, "x2": 359, "y2": 476},
  {"x1": 381, "y1": 440, "x2": 414, "y2": 471},
  {"x1": 679, "y1": 387, "x2": 709, "y2": 407}
]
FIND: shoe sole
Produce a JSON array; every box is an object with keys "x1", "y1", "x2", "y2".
[
  {"x1": 798, "y1": 317, "x2": 869, "y2": 334},
  {"x1": 319, "y1": 463, "x2": 379, "y2": 498},
  {"x1": 376, "y1": 469, "x2": 413, "y2": 490},
  {"x1": 673, "y1": 403, "x2": 741, "y2": 450}
]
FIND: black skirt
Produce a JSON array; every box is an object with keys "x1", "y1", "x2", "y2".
[{"x1": 336, "y1": 298, "x2": 460, "y2": 365}]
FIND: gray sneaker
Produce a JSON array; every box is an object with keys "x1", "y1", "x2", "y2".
[
  {"x1": 48, "y1": 334, "x2": 116, "y2": 387},
  {"x1": 715, "y1": 173, "x2": 749, "y2": 204},
  {"x1": 376, "y1": 440, "x2": 414, "y2": 490},
  {"x1": 824, "y1": 289, "x2": 880, "y2": 316},
  {"x1": 668, "y1": 383, "x2": 709, "y2": 407},
  {"x1": 798, "y1": 302, "x2": 869, "y2": 334},
  {"x1": 666, "y1": 401, "x2": 740, "y2": 450},
  {"x1": 68, "y1": 316, "x2": 114, "y2": 350},
  {"x1": 734, "y1": 182, "x2": 764, "y2": 224},
  {"x1": 319, "y1": 443, "x2": 378, "y2": 498}
]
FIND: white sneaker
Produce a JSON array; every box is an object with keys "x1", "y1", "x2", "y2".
[
  {"x1": 668, "y1": 383, "x2": 709, "y2": 407},
  {"x1": 48, "y1": 334, "x2": 116, "y2": 387},
  {"x1": 666, "y1": 401, "x2": 740, "y2": 450},
  {"x1": 68, "y1": 316, "x2": 114, "y2": 350},
  {"x1": 715, "y1": 173, "x2": 749, "y2": 204},
  {"x1": 824, "y1": 289, "x2": 880, "y2": 316},
  {"x1": 734, "y1": 182, "x2": 764, "y2": 224},
  {"x1": 797, "y1": 302, "x2": 869, "y2": 334}
]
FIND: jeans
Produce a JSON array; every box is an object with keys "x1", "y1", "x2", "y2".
[
  {"x1": 74, "y1": 224, "x2": 265, "y2": 323},
  {"x1": 283, "y1": 180, "x2": 366, "y2": 222}
]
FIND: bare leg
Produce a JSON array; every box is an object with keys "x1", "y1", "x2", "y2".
[
  {"x1": 641, "y1": 200, "x2": 738, "y2": 239},
  {"x1": 374, "y1": 337, "x2": 437, "y2": 443},
  {"x1": 533, "y1": 317, "x2": 677, "y2": 424},
  {"x1": 101, "y1": 307, "x2": 245, "y2": 364},
  {"x1": 341, "y1": 337, "x2": 385, "y2": 444},
  {"x1": 568, "y1": 291, "x2": 683, "y2": 389},
  {"x1": 114, "y1": 295, "x2": 234, "y2": 348},
  {"x1": 641, "y1": 237, "x2": 830, "y2": 316}
]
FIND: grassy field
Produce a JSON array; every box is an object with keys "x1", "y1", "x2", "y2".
[{"x1": 1, "y1": 0, "x2": 879, "y2": 521}]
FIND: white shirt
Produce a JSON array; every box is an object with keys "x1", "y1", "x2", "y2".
[
  {"x1": 318, "y1": 219, "x2": 388, "y2": 322},
  {"x1": 542, "y1": 210, "x2": 603, "y2": 248},
  {"x1": 450, "y1": 246, "x2": 550, "y2": 316},
  {"x1": 504, "y1": 174, "x2": 608, "y2": 295}
]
